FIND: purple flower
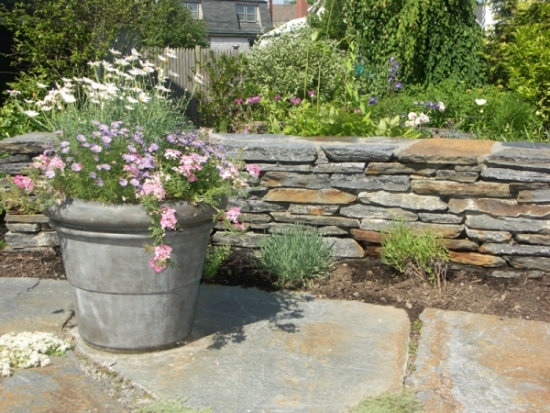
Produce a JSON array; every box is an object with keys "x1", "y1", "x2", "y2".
[
  {"x1": 60, "y1": 141, "x2": 70, "y2": 148},
  {"x1": 71, "y1": 163, "x2": 83, "y2": 172},
  {"x1": 90, "y1": 144, "x2": 102, "y2": 153},
  {"x1": 97, "y1": 164, "x2": 111, "y2": 171},
  {"x1": 89, "y1": 172, "x2": 97, "y2": 179},
  {"x1": 101, "y1": 135, "x2": 112, "y2": 146},
  {"x1": 290, "y1": 97, "x2": 301, "y2": 105},
  {"x1": 130, "y1": 178, "x2": 140, "y2": 187},
  {"x1": 274, "y1": 94, "x2": 281, "y2": 101},
  {"x1": 308, "y1": 90, "x2": 316, "y2": 97},
  {"x1": 368, "y1": 97, "x2": 378, "y2": 106},
  {"x1": 148, "y1": 143, "x2": 159, "y2": 152},
  {"x1": 119, "y1": 178, "x2": 128, "y2": 187},
  {"x1": 76, "y1": 135, "x2": 86, "y2": 143},
  {"x1": 96, "y1": 178, "x2": 104, "y2": 187},
  {"x1": 246, "y1": 95, "x2": 261, "y2": 104},
  {"x1": 394, "y1": 82, "x2": 403, "y2": 90},
  {"x1": 234, "y1": 98, "x2": 243, "y2": 104}
]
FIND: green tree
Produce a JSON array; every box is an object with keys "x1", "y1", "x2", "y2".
[
  {"x1": 342, "y1": 0, "x2": 487, "y2": 89},
  {"x1": 0, "y1": 0, "x2": 208, "y2": 80},
  {"x1": 308, "y1": 0, "x2": 349, "y2": 48}
]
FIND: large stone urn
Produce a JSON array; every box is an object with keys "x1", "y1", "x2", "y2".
[{"x1": 44, "y1": 199, "x2": 217, "y2": 352}]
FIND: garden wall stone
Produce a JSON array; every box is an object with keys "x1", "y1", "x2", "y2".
[{"x1": 4, "y1": 132, "x2": 550, "y2": 275}]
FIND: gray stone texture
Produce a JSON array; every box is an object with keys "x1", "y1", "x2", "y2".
[
  {"x1": 324, "y1": 237, "x2": 365, "y2": 258},
  {"x1": 359, "y1": 219, "x2": 464, "y2": 238},
  {"x1": 412, "y1": 308, "x2": 550, "y2": 413},
  {"x1": 331, "y1": 174, "x2": 409, "y2": 191},
  {"x1": 5, "y1": 213, "x2": 50, "y2": 223},
  {"x1": 418, "y1": 213, "x2": 464, "y2": 224},
  {"x1": 365, "y1": 162, "x2": 438, "y2": 176},
  {"x1": 288, "y1": 204, "x2": 340, "y2": 216},
  {"x1": 466, "y1": 214, "x2": 550, "y2": 234},
  {"x1": 0, "y1": 131, "x2": 53, "y2": 154},
  {"x1": 449, "y1": 198, "x2": 550, "y2": 218},
  {"x1": 0, "y1": 278, "x2": 72, "y2": 336},
  {"x1": 271, "y1": 212, "x2": 360, "y2": 228},
  {"x1": 359, "y1": 191, "x2": 447, "y2": 211},
  {"x1": 515, "y1": 233, "x2": 550, "y2": 246},
  {"x1": 254, "y1": 163, "x2": 313, "y2": 173},
  {"x1": 313, "y1": 162, "x2": 366, "y2": 174},
  {"x1": 321, "y1": 144, "x2": 395, "y2": 162},
  {"x1": 411, "y1": 180, "x2": 512, "y2": 198},
  {"x1": 465, "y1": 228, "x2": 512, "y2": 243},
  {"x1": 435, "y1": 170, "x2": 479, "y2": 183},
  {"x1": 517, "y1": 189, "x2": 550, "y2": 203},
  {"x1": 223, "y1": 140, "x2": 317, "y2": 163},
  {"x1": 5, "y1": 223, "x2": 41, "y2": 233},
  {"x1": 479, "y1": 243, "x2": 550, "y2": 256},
  {"x1": 487, "y1": 147, "x2": 550, "y2": 171},
  {"x1": 78, "y1": 285, "x2": 410, "y2": 413},
  {"x1": 507, "y1": 256, "x2": 550, "y2": 271},
  {"x1": 262, "y1": 171, "x2": 330, "y2": 189},
  {"x1": 4, "y1": 231, "x2": 59, "y2": 249},
  {"x1": 481, "y1": 167, "x2": 550, "y2": 182},
  {"x1": 340, "y1": 204, "x2": 418, "y2": 221}
]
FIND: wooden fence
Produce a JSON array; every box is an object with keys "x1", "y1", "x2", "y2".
[{"x1": 145, "y1": 47, "x2": 243, "y2": 124}]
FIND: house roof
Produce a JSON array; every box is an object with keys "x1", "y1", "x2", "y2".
[{"x1": 202, "y1": 0, "x2": 271, "y2": 38}]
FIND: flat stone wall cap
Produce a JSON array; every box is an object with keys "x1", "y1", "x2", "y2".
[
  {"x1": 321, "y1": 144, "x2": 396, "y2": 162},
  {"x1": 397, "y1": 138, "x2": 495, "y2": 164},
  {"x1": 221, "y1": 140, "x2": 317, "y2": 163},
  {"x1": 501, "y1": 141, "x2": 550, "y2": 150},
  {"x1": 0, "y1": 132, "x2": 54, "y2": 154},
  {"x1": 487, "y1": 146, "x2": 550, "y2": 171}
]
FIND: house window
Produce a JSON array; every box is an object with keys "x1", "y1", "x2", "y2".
[
  {"x1": 236, "y1": 5, "x2": 257, "y2": 23},
  {"x1": 183, "y1": 2, "x2": 200, "y2": 19}
]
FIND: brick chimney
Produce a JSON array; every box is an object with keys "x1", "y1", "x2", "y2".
[{"x1": 296, "y1": 0, "x2": 308, "y2": 18}]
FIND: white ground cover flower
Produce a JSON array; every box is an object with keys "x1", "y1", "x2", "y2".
[{"x1": 0, "y1": 332, "x2": 71, "y2": 377}]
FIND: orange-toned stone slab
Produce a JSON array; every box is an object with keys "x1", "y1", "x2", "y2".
[
  {"x1": 263, "y1": 188, "x2": 357, "y2": 204},
  {"x1": 397, "y1": 138, "x2": 495, "y2": 164},
  {"x1": 412, "y1": 308, "x2": 550, "y2": 413},
  {"x1": 449, "y1": 251, "x2": 506, "y2": 267}
]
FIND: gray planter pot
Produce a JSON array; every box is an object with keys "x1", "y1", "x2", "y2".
[{"x1": 44, "y1": 199, "x2": 218, "y2": 352}]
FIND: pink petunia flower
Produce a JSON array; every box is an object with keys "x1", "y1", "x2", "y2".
[
  {"x1": 245, "y1": 164, "x2": 261, "y2": 178},
  {"x1": 160, "y1": 207, "x2": 177, "y2": 230},
  {"x1": 149, "y1": 244, "x2": 173, "y2": 273},
  {"x1": 13, "y1": 175, "x2": 34, "y2": 190},
  {"x1": 225, "y1": 207, "x2": 241, "y2": 224}
]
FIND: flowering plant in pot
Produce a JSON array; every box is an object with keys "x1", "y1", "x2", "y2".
[{"x1": 1, "y1": 49, "x2": 260, "y2": 351}]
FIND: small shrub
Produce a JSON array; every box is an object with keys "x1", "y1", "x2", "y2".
[
  {"x1": 258, "y1": 224, "x2": 333, "y2": 288},
  {"x1": 203, "y1": 244, "x2": 231, "y2": 279},
  {"x1": 350, "y1": 388, "x2": 422, "y2": 413},
  {"x1": 380, "y1": 221, "x2": 449, "y2": 289}
]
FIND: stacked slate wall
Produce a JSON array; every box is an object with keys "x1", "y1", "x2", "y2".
[{"x1": 3, "y1": 132, "x2": 550, "y2": 278}]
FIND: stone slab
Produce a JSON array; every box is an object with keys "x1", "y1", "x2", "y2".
[
  {"x1": 0, "y1": 352, "x2": 126, "y2": 413},
  {"x1": 0, "y1": 278, "x2": 73, "y2": 336},
  {"x1": 0, "y1": 132, "x2": 54, "y2": 154},
  {"x1": 411, "y1": 308, "x2": 550, "y2": 413},
  {"x1": 321, "y1": 144, "x2": 395, "y2": 162},
  {"x1": 487, "y1": 147, "x2": 550, "y2": 171},
  {"x1": 77, "y1": 285, "x2": 410, "y2": 413},
  {"x1": 397, "y1": 139, "x2": 494, "y2": 164}
]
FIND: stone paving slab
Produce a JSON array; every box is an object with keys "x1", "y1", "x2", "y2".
[
  {"x1": 0, "y1": 352, "x2": 126, "y2": 413},
  {"x1": 77, "y1": 285, "x2": 410, "y2": 413},
  {"x1": 0, "y1": 278, "x2": 73, "y2": 336},
  {"x1": 411, "y1": 308, "x2": 550, "y2": 413}
]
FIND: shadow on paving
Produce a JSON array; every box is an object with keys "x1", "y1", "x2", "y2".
[{"x1": 190, "y1": 284, "x2": 312, "y2": 349}]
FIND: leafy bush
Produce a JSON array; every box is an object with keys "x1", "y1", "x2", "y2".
[
  {"x1": 258, "y1": 224, "x2": 333, "y2": 288},
  {"x1": 203, "y1": 244, "x2": 231, "y2": 279},
  {"x1": 246, "y1": 27, "x2": 346, "y2": 101},
  {"x1": 196, "y1": 52, "x2": 257, "y2": 132},
  {"x1": 380, "y1": 220, "x2": 449, "y2": 287}
]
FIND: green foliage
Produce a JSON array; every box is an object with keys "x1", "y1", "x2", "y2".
[
  {"x1": 343, "y1": 0, "x2": 486, "y2": 90},
  {"x1": 492, "y1": 2, "x2": 550, "y2": 124},
  {"x1": 308, "y1": 0, "x2": 349, "y2": 48},
  {"x1": 350, "y1": 389, "x2": 422, "y2": 413},
  {"x1": 246, "y1": 27, "x2": 346, "y2": 101},
  {"x1": 138, "y1": 399, "x2": 212, "y2": 413},
  {"x1": 369, "y1": 78, "x2": 545, "y2": 141},
  {"x1": 138, "y1": 0, "x2": 208, "y2": 49},
  {"x1": 203, "y1": 244, "x2": 231, "y2": 279},
  {"x1": 0, "y1": 0, "x2": 207, "y2": 82},
  {"x1": 380, "y1": 220, "x2": 449, "y2": 284},
  {"x1": 258, "y1": 224, "x2": 333, "y2": 288},
  {"x1": 196, "y1": 52, "x2": 257, "y2": 132}
]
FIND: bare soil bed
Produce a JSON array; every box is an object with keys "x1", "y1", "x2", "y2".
[{"x1": 2, "y1": 221, "x2": 549, "y2": 324}]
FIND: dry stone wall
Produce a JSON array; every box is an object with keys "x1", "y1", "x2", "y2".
[{"x1": 3, "y1": 132, "x2": 550, "y2": 278}]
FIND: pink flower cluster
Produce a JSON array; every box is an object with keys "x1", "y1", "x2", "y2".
[
  {"x1": 13, "y1": 175, "x2": 34, "y2": 191},
  {"x1": 150, "y1": 244, "x2": 173, "y2": 273},
  {"x1": 160, "y1": 207, "x2": 177, "y2": 230}
]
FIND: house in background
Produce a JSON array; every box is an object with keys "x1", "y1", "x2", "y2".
[{"x1": 184, "y1": 0, "x2": 272, "y2": 50}]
